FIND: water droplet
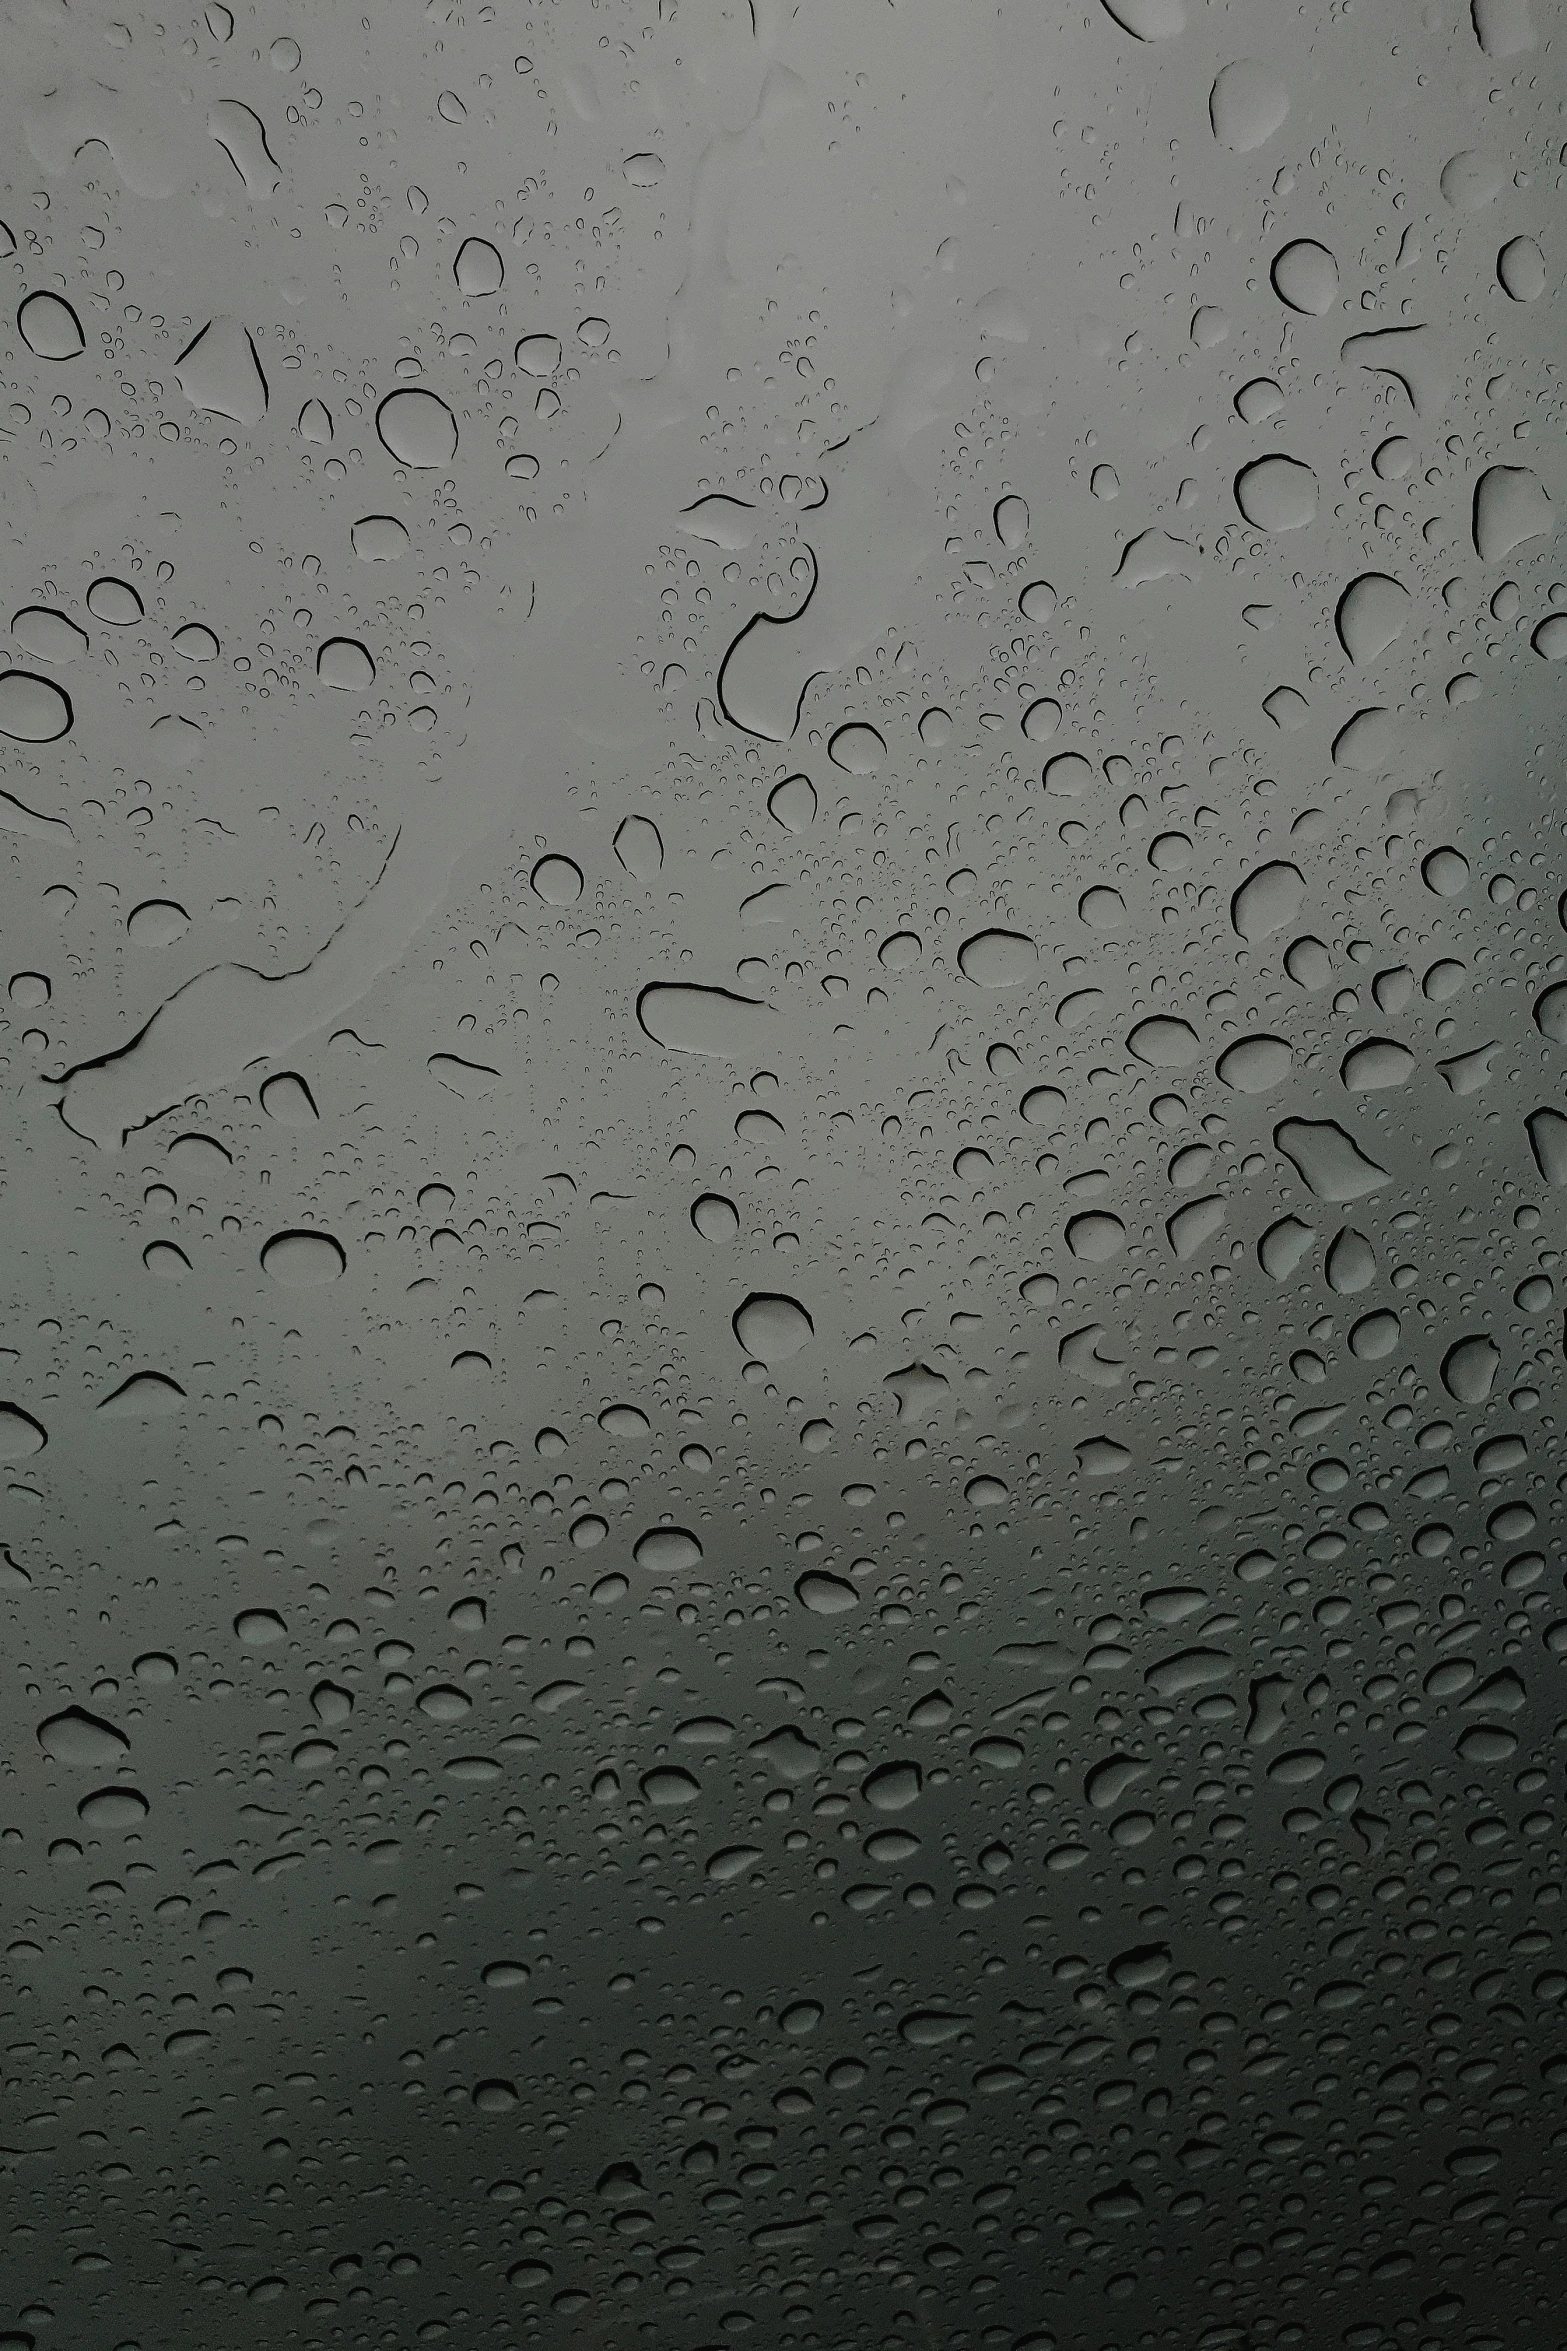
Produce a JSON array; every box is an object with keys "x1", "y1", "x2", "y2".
[
  {"x1": 351, "y1": 514, "x2": 409, "y2": 562},
  {"x1": 1422, "y1": 846, "x2": 1470, "y2": 897},
  {"x1": 1128, "y1": 1014, "x2": 1200, "y2": 1067},
  {"x1": 175, "y1": 316, "x2": 268, "y2": 424},
  {"x1": 1274, "y1": 1119, "x2": 1389, "y2": 1201},
  {"x1": 1325, "y1": 1228, "x2": 1376, "y2": 1294},
  {"x1": 0, "y1": 1402, "x2": 47, "y2": 1460},
  {"x1": 827, "y1": 723, "x2": 885, "y2": 775},
  {"x1": 633, "y1": 1526, "x2": 703, "y2": 1573},
  {"x1": 1209, "y1": 58, "x2": 1290, "y2": 151},
  {"x1": 454, "y1": 236, "x2": 504, "y2": 294},
  {"x1": 17, "y1": 291, "x2": 85, "y2": 361},
  {"x1": 795, "y1": 1569, "x2": 859, "y2": 1615},
  {"x1": 1525, "y1": 1107, "x2": 1567, "y2": 1184},
  {"x1": 733, "y1": 1292, "x2": 814, "y2": 1362},
  {"x1": 1341, "y1": 1036, "x2": 1414, "y2": 1092},
  {"x1": 864, "y1": 1761, "x2": 922, "y2": 1813},
  {"x1": 531, "y1": 854, "x2": 584, "y2": 904},
  {"x1": 957, "y1": 928, "x2": 1036, "y2": 987},
  {"x1": 1066, "y1": 1211, "x2": 1126, "y2": 1261},
  {"x1": 1235, "y1": 455, "x2": 1318, "y2": 531},
  {"x1": 1442, "y1": 1335, "x2": 1500, "y2": 1405},
  {"x1": 260, "y1": 1071, "x2": 318, "y2": 1124},
  {"x1": 1259, "y1": 1216, "x2": 1314, "y2": 1278},
  {"x1": 514, "y1": 333, "x2": 561, "y2": 378},
  {"x1": 86, "y1": 576, "x2": 142, "y2": 625},
  {"x1": 38, "y1": 1707, "x2": 129, "y2": 1767},
  {"x1": 1099, "y1": 0, "x2": 1185, "y2": 32},
  {"x1": 260, "y1": 1230, "x2": 346, "y2": 1287},
  {"x1": 613, "y1": 815, "x2": 663, "y2": 877},
  {"x1": 993, "y1": 494, "x2": 1029, "y2": 548},
  {"x1": 636, "y1": 982, "x2": 772, "y2": 1057},
  {"x1": 317, "y1": 637, "x2": 375, "y2": 692},
  {"x1": 0, "y1": 671, "x2": 71, "y2": 742},
  {"x1": 1216, "y1": 1034, "x2": 1292, "y2": 1093},
  {"x1": 1270, "y1": 239, "x2": 1338, "y2": 314},
  {"x1": 1498, "y1": 234, "x2": 1546, "y2": 302},
  {"x1": 1335, "y1": 573, "x2": 1410, "y2": 663},
  {"x1": 127, "y1": 899, "x2": 190, "y2": 948},
  {"x1": 1019, "y1": 579, "x2": 1056, "y2": 622},
  {"x1": 97, "y1": 1372, "x2": 185, "y2": 1418},
  {"x1": 1231, "y1": 859, "x2": 1304, "y2": 940},
  {"x1": 375, "y1": 387, "x2": 458, "y2": 467},
  {"x1": 1473, "y1": 465, "x2": 1552, "y2": 561}
]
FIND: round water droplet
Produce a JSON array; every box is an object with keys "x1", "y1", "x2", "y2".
[
  {"x1": 957, "y1": 928, "x2": 1036, "y2": 987},
  {"x1": 1497, "y1": 234, "x2": 1546, "y2": 302},
  {"x1": 1209, "y1": 58, "x2": 1290, "y2": 150},
  {"x1": 454, "y1": 236, "x2": 504, "y2": 294},
  {"x1": 733, "y1": 1291, "x2": 814, "y2": 1361},
  {"x1": 514, "y1": 333, "x2": 561, "y2": 378},
  {"x1": 767, "y1": 773, "x2": 816, "y2": 831},
  {"x1": 260, "y1": 1071, "x2": 318, "y2": 1124},
  {"x1": 1230, "y1": 859, "x2": 1304, "y2": 940},
  {"x1": 531, "y1": 854, "x2": 584, "y2": 904},
  {"x1": 1021, "y1": 696, "x2": 1061, "y2": 742},
  {"x1": 317, "y1": 637, "x2": 375, "y2": 691},
  {"x1": 633, "y1": 1526, "x2": 703, "y2": 1573},
  {"x1": 0, "y1": 670, "x2": 72, "y2": 742},
  {"x1": 993, "y1": 494, "x2": 1029, "y2": 548},
  {"x1": 1128, "y1": 1014, "x2": 1200, "y2": 1067},
  {"x1": 127, "y1": 899, "x2": 190, "y2": 948},
  {"x1": 1422, "y1": 846, "x2": 1470, "y2": 897},
  {"x1": 1235, "y1": 455, "x2": 1318, "y2": 532},
  {"x1": 827, "y1": 722, "x2": 885, "y2": 775},
  {"x1": 1066, "y1": 1211, "x2": 1126, "y2": 1261},
  {"x1": 17, "y1": 290, "x2": 85, "y2": 360},
  {"x1": 375, "y1": 386, "x2": 458, "y2": 467},
  {"x1": 795, "y1": 1569, "x2": 859, "y2": 1615},
  {"x1": 691, "y1": 1192, "x2": 739, "y2": 1243},
  {"x1": 1270, "y1": 239, "x2": 1338, "y2": 314},
  {"x1": 1018, "y1": 579, "x2": 1056, "y2": 623},
  {"x1": 1216, "y1": 1034, "x2": 1292, "y2": 1093},
  {"x1": 86, "y1": 576, "x2": 143, "y2": 625},
  {"x1": 352, "y1": 514, "x2": 409, "y2": 562},
  {"x1": 260, "y1": 1230, "x2": 346, "y2": 1287}
]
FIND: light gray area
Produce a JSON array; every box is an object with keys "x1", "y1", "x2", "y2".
[{"x1": 1, "y1": 0, "x2": 1565, "y2": 2345}]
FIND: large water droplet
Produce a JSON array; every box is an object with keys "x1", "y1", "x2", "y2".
[
  {"x1": 175, "y1": 317, "x2": 268, "y2": 424},
  {"x1": 454, "y1": 237, "x2": 504, "y2": 294},
  {"x1": 636, "y1": 982, "x2": 772, "y2": 1057},
  {"x1": 1473, "y1": 465, "x2": 1553, "y2": 561},
  {"x1": 17, "y1": 290, "x2": 85, "y2": 361},
  {"x1": 733, "y1": 1292, "x2": 814, "y2": 1362},
  {"x1": 1209, "y1": 58, "x2": 1290, "y2": 151},
  {"x1": 1235, "y1": 455, "x2": 1318, "y2": 531},
  {"x1": 38, "y1": 1707, "x2": 129, "y2": 1767},
  {"x1": 957, "y1": 928, "x2": 1036, "y2": 987},
  {"x1": 1270, "y1": 239, "x2": 1338, "y2": 314},
  {"x1": 1274, "y1": 1119, "x2": 1389, "y2": 1201},
  {"x1": 375, "y1": 387, "x2": 458, "y2": 467},
  {"x1": 0, "y1": 671, "x2": 72, "y2": 742},
  {"x1": 261, "y1": 1230, "x2": 346, "y2": 1287}
]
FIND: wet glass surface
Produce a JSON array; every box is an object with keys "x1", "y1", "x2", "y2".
[{"x1": 1, "y1": 3, "x2": 1565, "y2": 2346}]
